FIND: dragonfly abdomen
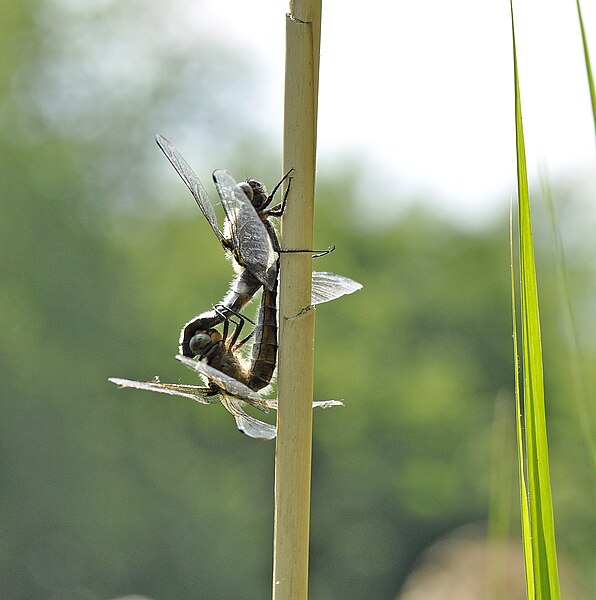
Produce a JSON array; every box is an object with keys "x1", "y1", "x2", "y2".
[{"x1": 247, "y1": 281, "x2": 278, "y2": 391}]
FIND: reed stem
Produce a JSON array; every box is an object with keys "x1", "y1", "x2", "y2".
[{"x1": 272, "y1": 1, "x2": 322, "y2": 598}]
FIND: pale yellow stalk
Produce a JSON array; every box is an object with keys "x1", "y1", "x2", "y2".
[{"x1": 272, "y1": 1, "x2": 322, "y2": 599}]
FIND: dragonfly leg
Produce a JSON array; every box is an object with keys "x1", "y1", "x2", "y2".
[
  {"x1": 217, "y1": 305, "x2": 256, "y2": 350},
  {"x1": 264, "y1": 167, "x2": 294, "y2": 212},
  {"x1": 227, "y1": 318, "x2": 245, "y2": 349},
  {"x1": 213, "y1": 303, "x2": 255, "y2": 327},
  {"x1": 278, "y1": 244, "x2": 336, "y2": 259},
  {"x1": 232, "y1": 328, "x2": 255, "y2": 352},
  {"x1": 212, "y1": 306, "x2": 246, "y2": 350}
]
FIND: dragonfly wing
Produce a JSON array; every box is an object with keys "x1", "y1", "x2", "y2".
[
  {"x1": 213, "y1": 169, "x2": 277, "y2": 290},
  {"x1": 222, "y1": 396, "x2": 277, "y2": 440},
  {"x1": 176, "y1": 355, "x2": 270, "y2": 412},
  {"x1": 310, "y1": 272, "x2": 363, "y2": 305},
  {"x1": 263, "y1": 399, "x2": 344, "y2": 409},
  {"x1": 155, "y1": 134, "x2": 223, "y2": 244},
  {"x1": 108, "y1": 377, "x2": 219, "y2": 405},
  {"x1": 312, "y1": 399, "x2": 344, "y2": 408}
]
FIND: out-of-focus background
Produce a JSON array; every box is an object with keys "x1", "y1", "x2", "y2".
[{"x1": 1, "y1": 1, "x2": 595, "y2": 598}]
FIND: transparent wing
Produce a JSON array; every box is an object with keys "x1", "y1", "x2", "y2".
[
  {"x1": 155, "y1": 134, "x2": 223, "y2": 244},
  {"x1": 108, "y1": 377, "x2": 219, "y2": 405},
  {"x1": 213, "y1": 169, "x2": 277, "y2": 290},
  {"x1": 310, "y1": 272, "x2": 363, "y2": 305},
  {"x1": 222, "y1": 396, "x2": 277, "y2": 440},
  {"x1": 312, "y1": 399, "x2": 344, "y2": 408},
  {"x1": 264, "y1": 399, "x2": 344, "y2": 409},
  {"x1": 176, "y1": 355, "x2": 270, "y2": 413}
]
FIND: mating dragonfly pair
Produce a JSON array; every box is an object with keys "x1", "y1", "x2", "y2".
[{"x1": 110, "y1": 135, "x2": 362, "y2": 439}]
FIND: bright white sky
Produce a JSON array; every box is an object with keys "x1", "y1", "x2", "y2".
[{"x1": 190, "y1": 0, "x2": 596, "y2": 225}]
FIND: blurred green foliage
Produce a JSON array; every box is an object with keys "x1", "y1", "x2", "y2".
[{"x1": 0, "y1": 2, "x2": 594, "y2": 599}]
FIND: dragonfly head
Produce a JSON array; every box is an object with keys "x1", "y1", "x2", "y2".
[
  {"x1": 246, "y1": 179, "x2": 269, "y2": 211},
  {"x1": 189, "y1": 328, "x2": 222, "y2": 358}
]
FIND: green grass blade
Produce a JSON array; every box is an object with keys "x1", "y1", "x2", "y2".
[
  {"x1": 541, "y1": 170, "x2": 596, "y2": 474},
  {"x1": 575, "y1": 0, "x2": 596, "y2": 140},
  {"x1": 510, "y1": 204, "x2": 535, "y2": 599},
  {"x1": 488, "y1": 393, "x2": 514, "y2": 546},
  {"x1": 487, "y1": 392, "x2": 516, "y2": 600},
  {"x1": 510, "y1": 3, "x2": 562, "y2": 598}
]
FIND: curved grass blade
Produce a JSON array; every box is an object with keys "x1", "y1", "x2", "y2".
[
  {"x1": 510, "y1": 3, "x2": 562, "y2": 598},
  {"x1": 575, "y1": 0, "x2": 596, "y2": 142},
  {"x1": 510, "y1": 205, "x2": 535, "y2": 599},
  {"x1": 540, "y1": 170, "x2": 596, "y2": 473}
]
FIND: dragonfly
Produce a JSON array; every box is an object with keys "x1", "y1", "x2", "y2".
[
  {"x1": 154, "y1": 134, "x2": 344, "y2": 357},
  {"x1": 156, "y1": 133, "x2": 285, "y2": 290},
  {"x1": 111, "y1": 137, "x2": 362, "y2": 438},
  {"x1": 110, "y1": 261, "x2": 361, "y2": 439}
]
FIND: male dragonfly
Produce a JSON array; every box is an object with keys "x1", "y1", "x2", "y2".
[{"x1": 155, "y1": 135, "x2": 354, "y2": 357}]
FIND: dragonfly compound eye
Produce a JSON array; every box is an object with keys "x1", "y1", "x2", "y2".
[
  {"x1": 247, "y1": 179, "x2": 266, "y2": 194},
  {"x1": 189, "y1": 332, "x2": 213, "y2": 357},
  {"x1": 247, "y1": 179, "x2": 268, "y2": 209},
  {"x1": 237, "y1": 182, "x2": 254, "y2": 201}
]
